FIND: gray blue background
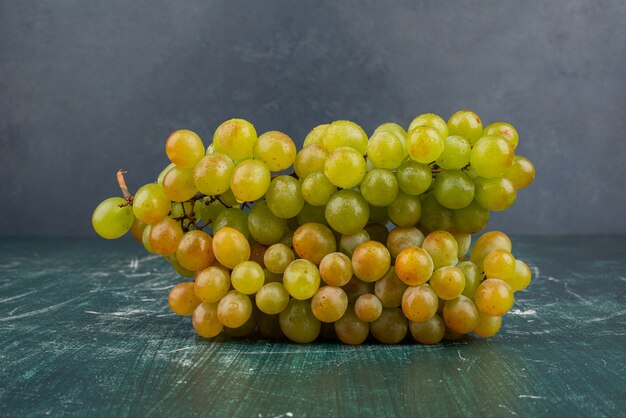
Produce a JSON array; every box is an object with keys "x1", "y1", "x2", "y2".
[{"x1": 1, "y1": 0, "x2": 625, "y2": 236}]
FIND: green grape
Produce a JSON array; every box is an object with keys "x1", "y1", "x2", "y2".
[
  {"x1": 470, "y1": 231, "x2": 512, "y2": 268},
  {"x1": 219, "y1": 188, "x2": 239, "y2": 207},
  {"x1": 408, "y1": 113, "x2": 449, "y2": 138},
  {"x1": 166, "y1": 253, "x2": 195, "y2": 278},
  {"x1": 217, "y1": 290, "x2": 253, "y2": 328},
  {"x1": 321, "y1": 120, "x2": 368, "y2": 155},
  {"x1": 432, "y1": 170, "x2": 475, "y2": 209},
  {"x1": 386, "y1": 226, "x2": 425, "y2": 258},
  {"x1": 257, "y1": 312, "x2": 285, "y2": 340},
  {"x1": 505, "y1": 259, "x2": 532, "y2": 291},
  {"x1": 263, "y1": 243, "x2": 295, "y2": 274},
  {"x1": 368, "y1": 204, "x2": 389, "y2": 225},
  {"x1": 170, "y1": 201, "x2": 193, "y2": 230},
  {"x1": 354, "y1": 293, "x2": 383, "y2": 322},
  {"x1": 92, "y1": 197, "x2": 134, "y2": 239},
  {"x1": 334, "y1": 307, "x2": 369, "y2": 345},
  {"x1": 457, "y1": 261, "x2": 481, "y2": 298},
  {"x1": 213, "y1": 118, "x2": 258, "y2": 161},
  {"x1": 474, "y1": 177, "x2": 517, "y2": 211},
  {"x1": 176, "y1": 230, "x2": 214, "y2": 272},
  {"x1": 474, "y1": 312, "x2": 502, "y2": 337},
  {"x1": 141, "y1": 225, "x2": 155, "y2": 253},
  {"x1": 324, "y1": 147, "x2": 367, "y2": 188},
  {"x1": 474, "y1": 278, "x2": 514, "y2": 316},
  {"x1": 395, "y1": 160, "x2": 432, "y2": 196},
  {"x1": 375, "y1": 267, "x2": 408, "y2": 308},
  {"x1": 231, "y1": 261, "x2": 265, "y2": 295},
  {"x1": 325, "y1": 189, "x2": 369, "y2": 235},
  {"x1": 484, "y1": 121, "x2": 519, "y2": 149},
  {"x1": 360, "y1": 169, "x2": 399, "y2": 207},
  {"x1": 199, "y1": 200, "x2": 228, "y2": 226},
  {"x1": 447, "y1": 110, "x2": 483, "y2": 144},
  {"x1": 451, "y1": 200, "x2": 490, "y2": 234},
  {"x1": 192, "y1": 302, "x2": 223, "y2": 338},
  {"x1": 297, "y1": 203, "x2": 328, "y2": 225},
  {"x1": 387, "y1": 192, "x2": 421, "y2": 227},
  {"x1": 352, "y1": 241, "x2": 391, "y2": 282},
  {"x1": 430, "y1": 266, "x2": 466, "y2": 300},
  {"x1": 436, "y1": 135, "x2": 471, "y2": 169},
  {"x1": 253, "y1": 131, "x2": 296, "y2": 171},
  {"x1": 301, "y1": 172, "x2": 337, "y2": 206},
  {"x1": 470, "y1": 136, "x2": 514, "y2": 178},
  {"x1": 422, "y1": 230, "x2": 459, "y2": 269},
  {"x1": 255, "y1": 282, "x2": 290, "y2": 314},
  {"x1": 247, "y1": 200, "x2": 288, "y2": 245},
  {"x1": 443, "y1": 295, "x2": 479, "y2": 334},
  {"x1": 162, "y1": 166, "x2": 197, "y2": 202},
  {"x1": 342, "y1": 276, "x2": 375, "y2": 304},
  {"x1": 367, "y1": 131, "x2": 406, "y2": 169},
  {"x1": 504, "y1": 156, "x2": 535, "y2": 190},
  {"x1": 364, "y1": 223, "x2": 389, "y2": 244},
  {"x1": 193, "y1": 153, "x2": 235, "y2": 196},
  {"x1": 407, "y1": 126, "x2": 445, "y2": 164},
  {"x1": 230, "y1": 159, "x2": 271, "y2": 203},
  {"x1": 263, "y1": 269, "x2": 283, "y2": 284},
  {"x1": 283, "y1": 259, "x2": 321, "y2": 300},
  {"x1": 409, "y1": 314, "x2": 445, "y2": 344},
  {"x1": 133, "y1": 183, "x2": 171, "y2": 224},
  {"x1": 212, "y1": 227, "x2": 250, "y2": 269},
  {"x1": 483, "y1": 249, "x2": 516, "y2": 280},
  {"x1": 401, "y1": 284, "x2": 438, "y2": 323},
  {"x1": 418, "y1": 193, "x2": 454, "y2": 233},
  {"x1": 450, "y1": 230, "x2": 471, "y2": 258},
  {"x1": 195, "y1": 266, "x2": 231, "y2": 303},
  {"x1": 206, "y1": 143, "x2": 215, "y2": 155},
  {"x1": 319, "y1": 252, "x2": 353, "y2": 286},
  {"x1": 375, "y1": 122, "x2": 407, "y2": 139},
  {"x1": 279, "y1": 299, "x2": 321, "y2": 343},
  {"x1": 214, "y1": 207, "x2": 250, "y2": 239},
  {"x1": 157, "y1": 163, "x2": 175, "y2": 185},
  {"x1": 168, "y1": 282, "x2": 201, "y2": 316},
  {"x1": 339, "y1": 229, "x2": 370, "y2": 257},
  {"x1": 303, "y1": 124, "x2": 329, "y2": 147},
  {"x1": 294, "y1": 145, "x2": 328, "y2": 179},
  {"x1": 265, "y1": 176, "x2": 305, "y2": 219},
  {"x1": 129, "y1": 217, "x2": 146, "y2": 242},
  {"x1": 165, "y1": 130, "x2": 205, "y2": 168},
  {"x1": 292, "y1": 222, "x2": 336, "y2": 264},
  {"x1": 311, "y1": 286, "x2": 349, "y2": 323},
  {"x1": 370, "y1": 308, "x2": 408, "y2": 344},
  {"x1": 149, "y1": 217, "x2": 183, "y2": 256}
]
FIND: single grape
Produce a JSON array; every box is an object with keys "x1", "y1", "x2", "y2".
[
  {"x1": 355, "y1": 293, "x2": 383, "y2": 322},
  {"x1": 303, "y1": 124, "x2": 329, "y2": 147},
  {"x1": 92, "y1": 197, "x2": 134, "y2": 239},
  {"x1": 292, "y1": 223, "x2": 336, "y2": 264},
  {"x1": 447, "y1": 110, "x2": 483, "y2": 144},
  {"x1": 279, "y1": 299, "x2": 321, "y2": 343},
  {"x1": 474, "y1": 278, "x2": 514, "y2": 316},
  {"x1": 470, "y1": 136, "x2": 514, "y2": 179},
  {"x1": 367, "y1": 131, "x2": 406, "y2": 169},
  {"x1": 409, "y1": 314, "x2": 445, "y2": 344},
  {"x1": 474, "y1": 312, "x2": 503, "y2": 337},
  {"x1": 231, "y1": 261, "x2": 265, "y2": 295},
  {"x1": 176, "y1": 230, "x2": 214, "y2": 272},
  {"x1": 386, "y1": 226, "x2": 425, "y2": 258},
  {"x1": 483, "y1": 249, "x2": 516, "y2": 280},
  {"x1": 451, "y1": 200, "x2": 490, "y2": 234},
  {"x1": 395, "y1": 246, "x2": 434, "y2": 286},
  {"x1": 253, "y1": 131, "x2": 296, "y2": 171},
  {"x1": 370, "y1": 308, "x2": 408, "y2": 344},
  {"x1": 321, "y1": 120, "x2": 368, "y2": 155},
  {"x1": 168, "y1": 282, "x2": 201, "y2": 316},
  {"x1": 401, "y1": 284, "x2": 438, "y2": 323},
  {"x1": 219, "y1": 188, "x2": 239, "y2": 207},
  {"x1": 470, "y1": 231, "x2": 512, "y2": 268},
  {"x1": 248, "y1": 200, "x2": 288, "y2": 245},
  {"x1": 265, "y1": 175, "x2": 305, "y2": 219},
  {"x1": 255, "y1": 282, "x2": 290, "y2": 314},
  {"x1": 334, "y1": 307, "x2": 369, "y2": 345},
  {"x1": 418, "y1": 193, "x2": 454, "y2": 233},
  {"x1": 450, "y1": 230, "x2": 471, "y2": 258},
  {"x1": 374, "y1": 122, "x2": 407, "y2": 142},
  {"x1": 212, "y1": 227, "x2": 250, "y2": 269},
  {"x1": 192, "y1": 302, "x2": 223, "y2": 338},
  {"x1": 395, "y1": 160, "x2": 432, "y2": 196},
  {"x1": 294, "y1": 145, "x2": 328, "y2": 179},
  {"x1": 166, "y1": 130, "x2": 205, "y2": 168},
  {"x1": 422, "y1": 230, "x2": 459, "y2": 269},
  {"x1": 214, "y1": 207, "x2": 251, "y2": 239},
  {"x1": 301, "y1": 172, "x2": 336, "y2": 206},
  {"x1": 339, "y1": 229, "x2": 370, "y2": 257},
  {"x1": 430, "y1": 266, "x2": 466, "y2": 300},
  {"x1": 263, "y1": 243, "x2": 295, "y2": 274},
  {"x1": 194, "y1": 266, "x2": 231, "y2": 303},
  {"x1": 407, "y1": 126, "x2": 445, "y2": 164},
  {"x1": 504, "y1": 156, "x2": 535, "y2": 190},
  {"x1": 311, "y1": 286, "x2": 349, "y2": 323},
  {"x1": 505, "y1": 259, "x2": 532, "y2": 291},
  {"x1": 408, "y1": 113, "x2": 449, "y2": 138},
  {"x1": 129, "y1": 217, "x2": 146, "y2": 242},
  {"x1": 149, "y1": 217, "x2": 183, "y2": 256},
  {"x1": 484, "y1": 121, "x2": 519, "y2": 149},
  {"x1": 373, "y1": 267, "x2": 408, "y2": 308},
  {"x1": 443, "y1": 295, "x2": 479, "y2": 334},
  {"x1": 474, "y1": 176, "x2": 516, "y2": 211},
  {"x1": 213, "y1": 118, "x2": 258, "y2": 161},
  {"x1": 325, "y1": 189, "x2": 369, "y2": 235},
  {"x1": 230, "y1": 159, "x2": 271, "y2": 203},
  {"x1": 324, "y1": 147, "x2": 367, "y2": 188},
  {"x1": 351, "y1": 240, "x2": 391, "y2": 282},
  {"x1": 360, "y1": 169, "x2": 399, "y2": 207},
  {"x1": 387, "y1": 192, "x2": 421, "y2": 227},
  {"x1": 432, "y1": 170, "x2": 475, "y2": 209},
  {"x1": 436, "y1": 135, "x2": 471, "y2": 169},
  {"x1": 133, "y1": 183, "x2": 171, "y2": 224},
  {"x1": 157, "y1": 163, "x2": 175, "y2": 185},
  {"x1": 457, "y1": 261, "x2": 482, "y2": 298},
  {"x1": 141, "y1": 224, "x2": 154, "y2": 253},
  {"x1": 193, "y1": 153, "x2": 235, "y2": 196},
  {"x1": 283, "y1": 259, "x2": 321, "y2": 300},
  {"x1": 319, "y1": 252, "x2": 353, "y2": 286},
  {"x1": 217, "y1": 290, "x2": 253, "y2": 328}
]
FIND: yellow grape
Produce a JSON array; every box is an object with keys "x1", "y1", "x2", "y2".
[
  {"x1": 212, "y1": 227, "x2": 250, "y2": 269},
  {"x1": 176, "y1": 230, "x2": 214, "y2": 272},
  {"x1": 194, "y1": 266, "x2": 231, "y2": 303},
  {"x1": 192, "y1": 302, "x2": 223, "y2": 338},
  {"x1": 474, "y1": 278, "x2": 514, "y2": 316},
  {"x1": 165, "y1": 130, "x2": 205, "y2": 168},
  {"x1": 149, "y1": 217, "x2": 183, "y2": 256},
  {"x1": 168, "y1": 282, "x2": 201, "y2": 316}
]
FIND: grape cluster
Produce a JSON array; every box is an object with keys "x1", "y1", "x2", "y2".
[{"x1": 92, "y1": 110, "x2": 535, "y2": 344}]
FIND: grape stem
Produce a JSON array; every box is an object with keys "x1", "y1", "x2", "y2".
[{"x1": 116, "y1": 170, "x2": 133, "y2": 206}]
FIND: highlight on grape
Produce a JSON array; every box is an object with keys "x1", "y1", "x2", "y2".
[{"x1": 92, "y1": 110, "x2": 536, "y2": 344}]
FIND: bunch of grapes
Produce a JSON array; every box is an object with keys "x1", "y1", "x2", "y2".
[{"x1": 92, "y1": 110, "x2": 535, "y2": 344}]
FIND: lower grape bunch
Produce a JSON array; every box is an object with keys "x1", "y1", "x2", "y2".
[{"x1": 92, "y1": 111, "x2": 536, "y2": 344}]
